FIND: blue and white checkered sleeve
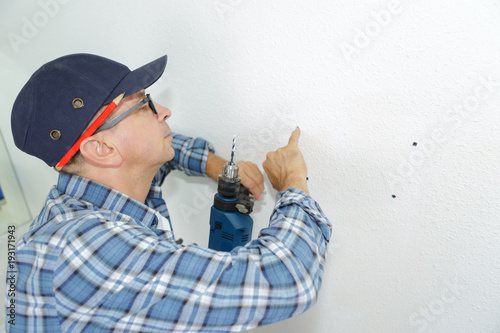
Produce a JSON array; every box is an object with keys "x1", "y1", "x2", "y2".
[
  {"x1": 151, "y1": 133, "x2": 215, "y2": 187},
  {"x1": 168, "y1": 133, "x2": 215, "y2": 176}
]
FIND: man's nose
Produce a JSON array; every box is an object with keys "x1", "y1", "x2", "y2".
[{"x1": 155, "y1": 103, "x2": 172, "y2": 122}]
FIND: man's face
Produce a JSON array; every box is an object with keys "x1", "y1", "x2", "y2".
[{"x1": 102, "y1": 90, "x2": 174, "y2": 170}]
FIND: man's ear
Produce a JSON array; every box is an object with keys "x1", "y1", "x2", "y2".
[{"x1": 79, "y1": 137, "x2": 123, "y2": 168}]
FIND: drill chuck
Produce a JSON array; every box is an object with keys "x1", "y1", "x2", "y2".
[
  {"x1": 217, "y1": 162, "x2": 240, "y2": 198},
  {"x1": 222, "y1": 162, "x2": 239, "y2": 180}
]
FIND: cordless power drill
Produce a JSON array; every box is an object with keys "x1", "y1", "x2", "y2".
[{"x1": 208, "y1": 136, "x2": 255, "y2": 252}]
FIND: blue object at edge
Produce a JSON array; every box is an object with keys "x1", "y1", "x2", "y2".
[{"x1": 209, "y1": 195, "x2": 253, "y2": 252}]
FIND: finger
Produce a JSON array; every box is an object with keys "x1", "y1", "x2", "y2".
[
  {"x1": 251, "y1": 172, "x2": 265, "y2": 200},
  {"x1": 246, "y1": 163, "x2": 265, "y2": 189},
  {"x1": 242, "y1": 179, "x2": 262, "y2": 201},
  {"x1": 262, "y1": 152, "x2": 277, "y2": 175},
  {"x1": 239, "y1": 172, "x2": 259, "y2": 200},
  {"x1": 245, "y1": 174, "x2": 265, "y2": 198},
  {"x1": 262, "y1": 155, "x2": 274, "y2": 178},
  {"x1": 239, "y1": 162, "x2": 265, "y2": 200},
  {"x1": 247, "y1": 164, "x2": 264, "y2": 196},
  {"x1": 287, "y1": 127, "x2": 301, "y2": 146}
]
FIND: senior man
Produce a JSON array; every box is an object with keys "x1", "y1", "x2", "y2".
[{"x1": 7, "y1": 53, "x2": 331, "y2": 332}]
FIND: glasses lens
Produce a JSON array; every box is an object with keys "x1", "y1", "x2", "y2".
[{"x1": 146, "y1": 94, "x2": 157, "y2": 114}]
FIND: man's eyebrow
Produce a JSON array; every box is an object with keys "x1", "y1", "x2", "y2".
[{"x1": 137, "y1": 90, "x2": 146, "y2": 101}]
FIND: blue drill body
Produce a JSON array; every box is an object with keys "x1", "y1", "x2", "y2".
[
  {"x1": 209, "y1": 197, "x2": 253, "y2": 252},
  {"x1": 208, "y1": 136, "x2": 255, "y2": 252}
]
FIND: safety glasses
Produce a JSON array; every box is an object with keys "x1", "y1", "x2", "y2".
[{"x1": 95, "y1": 93, "x2": 157, "y2": 134}]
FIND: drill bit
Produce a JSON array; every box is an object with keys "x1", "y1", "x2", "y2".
[
  {"x1": 230, "y1": 135, "x2": 236, "y2": 165},
  {"x1": 221, "y1": 136, "x2": 239, "y2": 182}
]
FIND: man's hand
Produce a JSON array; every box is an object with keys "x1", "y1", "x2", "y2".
[
  {"x1": 262, "y1": 128, "x2": 309, "y2": 195},
  {"x1": 206, "y1": 152, "x2": 265, "y2": 201},
  {"x1": 237, "y1": 161, "x2": 265, "y2": 201}
]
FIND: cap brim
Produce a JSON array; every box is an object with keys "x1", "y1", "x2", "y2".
[{"x1": 103, "y1": 55, "x2": 167, "y2": 104}]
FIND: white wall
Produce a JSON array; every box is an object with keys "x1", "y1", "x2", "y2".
[{"x1": 1, "y1": 1, "x2": 499, "y2": 332}]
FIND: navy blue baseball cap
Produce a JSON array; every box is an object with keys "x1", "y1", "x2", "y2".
[{"x1": 11, "y1": 53, "x2": 167, "y2": 167}]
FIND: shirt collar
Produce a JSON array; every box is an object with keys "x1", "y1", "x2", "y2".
[{"x1": 57, "y1": 172, "x2": 159, "y2": 229}]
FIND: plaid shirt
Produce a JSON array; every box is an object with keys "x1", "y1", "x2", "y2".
[{"x1": 6, "y1": 133, "x2": 332, "y2": 333}]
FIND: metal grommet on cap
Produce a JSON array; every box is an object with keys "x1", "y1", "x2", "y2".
[
  {"x1": 50, "y1": 130, "x2": 61, "y2": 140},
  {"x1": 72, "y1": 97, "x2": 84, "y2": 109}
]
